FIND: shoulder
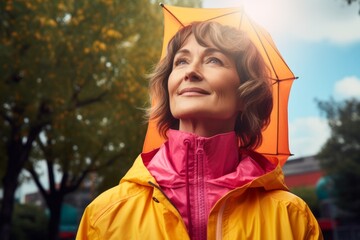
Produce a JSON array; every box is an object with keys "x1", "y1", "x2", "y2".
[
  {"x1": 84, "y1": 154, "x2": 158, "y2": 223},
  {"x1": 223, "y1": 188, "x2": 323, "y2": 239},
  {"x1": 257, "y1": 189, "x2": 323, "y2": 239},
  {"x1": 264, "y1": 189, "x2": 307, "y2": 207},
  {"x1": 257, "y1": 189, "x2": 314, "y2": 217},
  {"x1": 89, "y1": 181, "x2": 148, "y2": 207},
  {"x1": 85, "y1": 181, "x2": 149, "y2": 223},
  {"x1": 76, "y1": 181, "x2": 154, "y2": 240}
]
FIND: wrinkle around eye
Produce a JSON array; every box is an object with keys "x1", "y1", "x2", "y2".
[{"x1": 173, "y1": 57, "x2": 189, "y2": 67}]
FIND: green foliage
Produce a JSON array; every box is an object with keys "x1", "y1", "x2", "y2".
[
  {"x1": 317, "y1": 98, "x2": 360, "y2": 216},
  {"x1": 0, "y1": 0, "x2": 162, "y2": 194},
  {"x1": 0, "y1": 0, "x2": 203, "y2": 191},
  {"x1": 10, "y1": 203, "x2": 48, "y2": 240},
  {"x1": 291, "y1": 187, "x2": 320, "y2": 217}
]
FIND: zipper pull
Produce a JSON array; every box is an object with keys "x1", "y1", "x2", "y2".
[{"x1": 196, "y1": 138, "x2": 204, "y2": 155}]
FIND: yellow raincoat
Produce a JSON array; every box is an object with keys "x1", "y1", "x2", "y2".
[{"x1": 76, "y1": 152, "x2": 323, "y2": 240}]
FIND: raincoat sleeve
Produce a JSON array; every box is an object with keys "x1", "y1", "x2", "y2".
[
  {"x1": 76, "y1": 206, "x2": 98, "y2": 240},
  {"x1": 284, "y1": 196, "x2": 324, "y2": 240},
  {"x1": 75, "y1": 186, "x2": 119, "y2": 240},
  {"x1": 304, "y1": 206, "x2": 324, "y2": 240}
]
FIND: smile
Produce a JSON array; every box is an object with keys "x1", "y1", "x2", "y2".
[{"x1": 178, "y1": 87, "x2": 210, "y2": 96}]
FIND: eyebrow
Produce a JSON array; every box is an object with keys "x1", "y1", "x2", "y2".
[
  {"x1": 174, "y1": 47, "x2": 225, "y2": 57},
  {"x1": 174, "y1": 48, "x2": 190, "y2": 56}
]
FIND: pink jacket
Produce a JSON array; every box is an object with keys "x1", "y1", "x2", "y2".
[{"x1": 145, "y1": 129, "x2": 277, "y2": 240}]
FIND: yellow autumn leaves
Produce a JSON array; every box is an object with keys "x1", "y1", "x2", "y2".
[{"x1": 84, "y1": 28, "x2": 122, "y2": 53}]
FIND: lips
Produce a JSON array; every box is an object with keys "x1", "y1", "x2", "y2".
[{"x1": 178, "y1": 87, "x2": 210, "y2": 95}]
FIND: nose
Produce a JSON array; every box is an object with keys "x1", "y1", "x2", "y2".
[
  {"x1": 185, "y1": 71, "x2": 202, "y2": 81},
  {"x1": 184, "y1": 62, "x2": 203, "y2": 82}
]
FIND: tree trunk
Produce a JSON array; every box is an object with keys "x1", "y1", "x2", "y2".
[
  {"x1": 47, "y1": 195, "x2": 64, "y2": 240},
  {"x1": 0, "y1": 120, "x2": 43, "y2": 240},
  {"x1": 0, "y1": 166, "x2": 21, "y2": 240}
]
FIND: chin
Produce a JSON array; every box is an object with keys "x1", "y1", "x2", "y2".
[{"x1": 172, "y1": 108, "x2": 212, "y2": 119}]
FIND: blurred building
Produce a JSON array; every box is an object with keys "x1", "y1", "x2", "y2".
[
  {"x1": 24, "y1": 191, "x2": 46, "y2": 207},
  {"x1": 282, "y1": 155, "x2": 324, "y2": 188},
  {"x1": 283, "y1": 156, "x2": 360, "y2": 240}
]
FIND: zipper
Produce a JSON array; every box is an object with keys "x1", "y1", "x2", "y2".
[
  {"x1": 148, "y1": 181, "x2": 179, "y2": 212},
  {"x1": 148, "y1": 181, "x2": 189, "y2": 239},
  {"x1": 184, "y1": 139, "x2": 192, "y2": 235},
  {"x1": 195, "y1": 138, "x2": 207, "y2": 240}
]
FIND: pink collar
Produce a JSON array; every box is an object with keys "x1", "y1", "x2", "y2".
[
  {"x1": 145, "y1": 129, "x2": 276, "y2": 240},
  {"x1": 165, "y1": 129, "x2": 240, "y2": 180}
]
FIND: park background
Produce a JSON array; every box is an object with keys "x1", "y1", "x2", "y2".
[{"x1": 1, "y1": 0, "x2": 359, "y2": 239}]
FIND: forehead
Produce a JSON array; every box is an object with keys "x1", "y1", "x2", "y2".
[
  {"x1": 176, "y1": 34, "x2": 222, "y2": 55},
  {"x1": 178, "y1": 35, "x2": 203, "y2": 50}
]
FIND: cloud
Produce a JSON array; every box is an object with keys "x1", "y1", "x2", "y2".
[
  {"x1": 289, "y1": 117, "x2": 330, "y2": 158},
  {"x1": 203, "y1": 0, "x2": 360, "y2": 44},
  {"x1": 334, "y1": 76, "x2": 360, "y2": 99}
]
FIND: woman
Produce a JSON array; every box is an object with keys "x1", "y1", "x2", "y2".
[{"x1": 76, "y1": 22, "x2": 323, "y2": 240}]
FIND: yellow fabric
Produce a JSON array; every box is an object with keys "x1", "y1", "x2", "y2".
[{"x1": 76, "y1": 154, "x2": 323, "y2": 240}]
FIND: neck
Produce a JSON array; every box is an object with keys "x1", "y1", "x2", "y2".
[{"x1": 179, "y1": 118, "x2": 236, "y2": 137}]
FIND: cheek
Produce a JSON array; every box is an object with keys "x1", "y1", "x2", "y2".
[
  {"x1": 168, "y1": 70, "x2": 184, "y2": 99},
  {"x1": 168, "y1": 73, "x2": 178, "y2": 108},
  {"x1": 167, "y1": 72, "x2": 177, "y2": 94},
  {"x1": 213, "y1": 74, "x2": 240, "y2": 108},
  {"x1": 212, "y1": 73, "x2": 240, "y2": 94}
]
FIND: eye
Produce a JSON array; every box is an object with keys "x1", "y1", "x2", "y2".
[
  {"x1": 207, "y1": 57, "x2": 223, "y2": 65},
  {"x1": 174, "y1": 58, "x2": 188, "y2": 66}
]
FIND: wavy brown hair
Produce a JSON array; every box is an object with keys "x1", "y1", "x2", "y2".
[{"x1": 147, "y1": 21, "x2": 273, "y2": 150}]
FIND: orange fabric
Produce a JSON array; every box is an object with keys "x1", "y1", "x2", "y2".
[{"x1": 143, "y1": 5, "x2": 296, "y2": 166}]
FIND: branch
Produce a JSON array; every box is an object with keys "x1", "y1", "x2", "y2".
[
  {"x1": 67, "y1": 91, "x2": 108, "y2": 112},
  {"x1": 75, "y1": 91, "x2": 108, "y2": 108},
  {"x1": 46, "y1": 157, "x2": 57, "y2": 193},
  {"x1": 64, "y1": 152, "x2": 123, "y2": 194},
  {"x1": 36, "y1": 138, "x2": 57, "y2": 193},
  {"x1": 23, "y1": 99, "x2": 53, "y2": 152},
  {"x1": 91, "y1": 152, "x2": 121, "y2": 172},
  {"x1": 26, "y1": 165, "x2": 48, "y2": 198},
  {"x1": 64, "y1": 169, "x2": 90, "y2": 194}
]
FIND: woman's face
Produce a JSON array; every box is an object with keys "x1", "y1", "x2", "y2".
[{"x1": 168, "y1": 34, "x2": 241, "y2": 128}]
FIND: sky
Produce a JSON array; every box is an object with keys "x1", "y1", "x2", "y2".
[{"x1": 204, "y1": 0, "x2": 360, "y2": 158}]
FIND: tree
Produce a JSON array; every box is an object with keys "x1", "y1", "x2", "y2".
[
  {"x1": 0, "y1": 0, "x2": 162, "y2": 239},
  {"x1": 317, "y1": 98, "x2": 360, "y2": 217}
]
